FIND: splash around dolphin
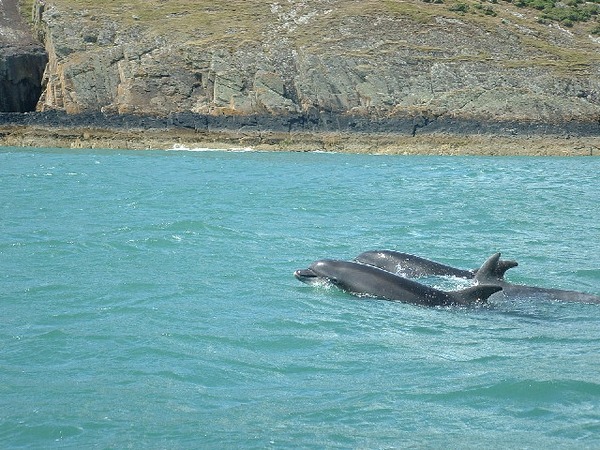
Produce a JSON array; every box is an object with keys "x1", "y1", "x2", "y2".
[{"x1": 294, "y1": 259, "x2": 502, "y2": 307}]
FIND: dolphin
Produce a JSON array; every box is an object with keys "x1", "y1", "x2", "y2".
[
  {"x1": 474, "y1": 252, "x2": 600, "y2": 304},
  {"x1": 354, "y1": 250, "x2": 518, "y2": 279},
  {"x1": 294, "y1": 259, "x2": 502, "y2": 307}
]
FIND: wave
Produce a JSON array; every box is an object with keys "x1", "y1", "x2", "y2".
[{"x1": 429, "y1": 379, "x2": 600, "y2": 403}]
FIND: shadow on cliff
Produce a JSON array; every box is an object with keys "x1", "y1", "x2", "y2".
[{"x1": 0, "y1": 0, "x2": 48, "y2": 112}]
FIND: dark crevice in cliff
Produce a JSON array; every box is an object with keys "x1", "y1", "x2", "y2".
[
  {"x1": 0, "y1": 0, "x2": 49, "y2": 112},
  {"x1": 412, "y1": 115, "x2": 434, "y2": 137},
  {"x1": 0, "y1": 46, "x2": 48, "y2": 112}
]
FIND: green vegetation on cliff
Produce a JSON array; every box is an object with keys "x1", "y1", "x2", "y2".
[
  {"x1": 511, "y1": 0, "x2": 599, "y2": 27},
  {"x1": 19, "y1": 0, "x2": 600, "y2": 63},
  {"x1": 20, "y1": 0, "x2": 600, "y2": 32}
]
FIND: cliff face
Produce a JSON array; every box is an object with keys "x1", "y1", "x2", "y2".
[
  {"x1": 0, "y1": 0, "x2": 47, "y2": 112},
  {"x1": 29, "y1": 0, "x2": 600, "y2": 126}
]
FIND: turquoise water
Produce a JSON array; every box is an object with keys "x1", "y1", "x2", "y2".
[{"x1": 1, "y1": 147, "x2": 599, "y2": 448}]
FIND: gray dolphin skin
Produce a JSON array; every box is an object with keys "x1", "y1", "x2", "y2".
[
  {"x1": 294, "y1": 259, "x2": 502, "y2": 307},
  {"x1": 354, "y1": 250, "x2": 475, "y2": 278},
  {"x1": 354, "y1": 250, "x2": 518, "y2": 279},
  {"x1": 474, "y1": 252, "x2": 600, "y2": 304}
]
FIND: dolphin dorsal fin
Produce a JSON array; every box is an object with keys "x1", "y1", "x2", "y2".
[
  {"x1": 454, "y1": 284, "x2": 503, "y2": 305},
  {"x1": 474, "y1": 252, "x2": 510, "y2": 283},
  {"x1": 471, "y1": 256, "x2": 518, "y2": 279},
  {"x1": 495, "y1": 259, "x2": 518, "y2": 278}
]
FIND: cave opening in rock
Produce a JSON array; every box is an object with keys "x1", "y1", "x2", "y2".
[{"x1": 0, "y1": 47, "x2": 48, "y2": 113}]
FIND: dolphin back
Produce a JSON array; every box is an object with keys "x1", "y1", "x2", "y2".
[{"x1": 354, "y1": 250, "x2": 475, "y2": 278}]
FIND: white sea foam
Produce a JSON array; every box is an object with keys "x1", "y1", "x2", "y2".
[{"x1": 168, "y1": 143, "x2": 256, "y2": 152}]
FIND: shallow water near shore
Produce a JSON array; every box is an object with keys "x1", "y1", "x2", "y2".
[{"x1": 1, "y1": 146, "x2": 599, "y2": 448}]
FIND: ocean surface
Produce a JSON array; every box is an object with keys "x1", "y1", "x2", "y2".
[{"x1": 1, "y1": 146, "x2": 599, "y2": 449}]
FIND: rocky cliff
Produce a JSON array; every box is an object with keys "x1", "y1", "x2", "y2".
[
  {"x1": 0, "y1": 0, "x2": 47, "y2": 112},
  {"x1": 11, "y1": 0, "x2": 600, "y2": 134}
]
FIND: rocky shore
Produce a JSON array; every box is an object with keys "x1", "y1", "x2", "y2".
[
  {"x1": 0, "y1": 111, "x2": 597, "y2": 155},
  {"x1": 0, "y1": 0, "x2": 599, "y2": 155}
]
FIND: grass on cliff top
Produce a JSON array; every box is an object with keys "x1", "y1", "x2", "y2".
[
  {"x1": 20, "y1": 0, "x2": 272, "y2": 42},
  {"x1": 20, "y1": 0, "x2": 600, "y2": 71},
  {"x1": 21, "y1": 0, "x2": 599, "y2": 36},
  {"x1": 24, "y1": 0, "x2": 599, "y2": 26}
]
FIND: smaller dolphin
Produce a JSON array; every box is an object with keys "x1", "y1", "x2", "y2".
[
  {"x1": 354, "y1": 250, "x2": 518, "y2": 279},
  {"x1": 474, "y1": 252, "x2": 600, "y2": 304},
  {"x1": 294, "y1": 259, "x2": 502, "y2": 307}
]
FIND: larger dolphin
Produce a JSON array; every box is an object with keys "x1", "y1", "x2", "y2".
[
  {"x1": 294, "y1": 259, "x2": 502, "y2": 307},
  {"x1": 354, "y1": 250, "x2": 518, "y2": 279},
  {"x1": 474, "y1": 253, "x2": 600, "y2": 304}
]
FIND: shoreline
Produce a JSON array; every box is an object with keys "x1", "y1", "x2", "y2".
[{"x1": 0, "y1": 124, "x2": 598, "y2": 156}]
